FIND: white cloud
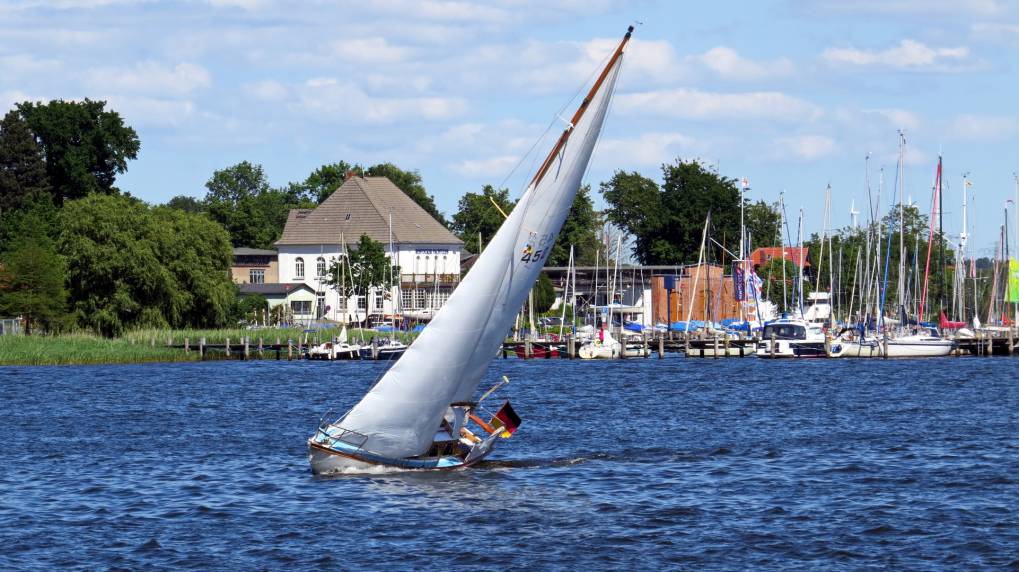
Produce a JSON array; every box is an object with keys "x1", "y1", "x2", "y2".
[
  {"x1": 102, "y1": 95, "x2": 196, "y2": 127},
  {"x1": 204, "y1": 0, "x2": 270, "y2": 9},
  {"x1": 0, "y1": 54, "x2": 62, "y2": 76},
  {"x1": 615, "y1": 88, "x2": 822, "y2": 122},
  {"x1": 804, "y1": 0, "x2": 1004, "y2": 16},
  {"x1": 297, "y1": 78, "x2": 465, "y2": 123},
  {"x1": 694, "y1": 47, "x2": 794, "y2": 80},
  {"x1": 863, "y1": 108, "x2": 921, "y2": 131},
  {"x1": 329, "y1": 37, "x2": 412, "y2": 64},
  {"x1": 84, "y1": 62, "x2": 211, "y2": 96},
  {"x1": 597, "y1": 132, "x2": 698, "y2": 166},
  {"x1": 971, "y1": 22, "x2": 1019, "y2": 44},
  {"x1": 1, "y1": 89, "x2": 34, "y2": 111},
  {"x1": 822, "y1": 39, "x2": 970, "y2": 70},
  {"x1": 515, "y1": 37, "x2": 686, "y2": 92},
  {"x1": 243, "y1": 80, "x2": 288, "y2": 102},
  {"x1": 365, "y1": 0, "x2": 511, "y2": 23},
  {"x1": 950, "y1": 113, "x2": 1019, "y2": 140},
  {"x1": 452, "y1": 154, "x2": 519, "y2": 177},
  {"x1": 774, "y1": 135, "x2": 836, "y2": 160}
]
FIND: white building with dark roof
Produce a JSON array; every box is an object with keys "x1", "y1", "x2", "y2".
[{"x1": 275, "y1": 175, "x2": 464, "y2": 323}]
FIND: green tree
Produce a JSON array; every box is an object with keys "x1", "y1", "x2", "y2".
[
  {"x1": 364, "y1": 163, "x2": 446, "y2": 226},
  {"x1": 450, "y1": 184, "x2": 516, "y2": 253},
  {"x1": 59, "y1": 194, "x2": 235, "y2": 336},
  {"x1": 17, "y1": 99, "x2": 139, "y2": 205},
  {"x1": 165, "y1": 195, "x2": 203, "y2": 213},
  {"x1": 758, "y1": 257, "x2": 812, "y2": 314},
  {"x1": 744, "y1": 200, "x2": 781, "y2": 251},
  {"x1": 203, "y1": 161, "x2": 313, "y2": 249},
  {"x1": 533, "y1": 273, "x2": 555, "y2": 313},
  {"x1": 228, "y1": 292, "x2": 268, "y2": 325},
  {"x1": 299, "y1": 161, "x2": 358, "y2": 204},
  {"x1": 549, "y1": 184, "x2": 601, "y2": 266},
  {"x1": 602, "y1": 161, "x2": 740, "y2": 264},
  {"x1": 327, "y1": 234, "x2": 398, "y2": 296},
  {"x1": 0, "y1": 214, "x2": 68, "y2": 333},
  {"x1": 151, "y1": 206, "x2": 236, "y2": 328},
  {"x1": 0, "y1": 109, "x2": 51, "y2": 214}
]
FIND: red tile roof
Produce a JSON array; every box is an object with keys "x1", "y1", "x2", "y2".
[{"x1": 749, "y1": 247, "x2": 811, "y2": 267}]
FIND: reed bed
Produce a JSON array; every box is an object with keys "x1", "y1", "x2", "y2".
[
  {"x1": 122, "y1": 326, "x2": 419, "y2": 346},
  {"x1": 0, "y1": 334, "x2": 198, "y2": 366}
]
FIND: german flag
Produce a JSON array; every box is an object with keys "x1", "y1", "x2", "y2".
[{"x1": 489, "y1": 401, "x2": 521, "y2": 438}]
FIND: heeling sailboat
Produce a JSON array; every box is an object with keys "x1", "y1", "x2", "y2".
[{"x1": 308, "y1": 26, "x2": 633, "y2": 474}]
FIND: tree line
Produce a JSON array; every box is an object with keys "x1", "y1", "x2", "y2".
[{"x1": 2, "y1": 97, "x2": 797, "y2": 336}]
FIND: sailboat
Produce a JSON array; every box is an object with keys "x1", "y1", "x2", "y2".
[{"x1": 308, "y1": 26, "x2": 633, "y2": 474}]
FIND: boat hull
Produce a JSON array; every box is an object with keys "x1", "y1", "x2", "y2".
[
  {"x1": 827, "y1": 338, "x2": 954, "y2": 358},
  {"x1": 756, "y1": 340, "x2": 826, "y2": 358},
  {"x1": 513, "y1": 343, "x2": 561, "y2": 359}
]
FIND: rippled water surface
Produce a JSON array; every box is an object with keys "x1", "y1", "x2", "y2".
[{"x1": 2, "y1": 356, "x2": 1018, "y2": 569}]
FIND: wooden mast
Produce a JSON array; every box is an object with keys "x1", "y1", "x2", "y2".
[{"x1": 530, "y1": 25, "x2": 633, "y2": 189}]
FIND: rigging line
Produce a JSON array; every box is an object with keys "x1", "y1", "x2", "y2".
[{"x1": 496, "y1": 45, "x2": 615, "y2": 196}]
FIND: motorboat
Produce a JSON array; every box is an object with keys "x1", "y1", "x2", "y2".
[{"x1": 756, "y1": 317, "x2": 827, "y2": 358}]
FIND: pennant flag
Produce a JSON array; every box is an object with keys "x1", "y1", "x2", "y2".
[
  {"x1": 1008, "y1": 258, "x2": 1019, "y2": 303},
  {"x1": 489, "y1": 401, "x2": 521, "y2": 438}
]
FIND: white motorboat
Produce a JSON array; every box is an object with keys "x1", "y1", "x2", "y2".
[
  {"x1": 306, "y1": 341, "x2": 361, "y2": 360},
  {"x1": 756, "y1": 316, "x2": 827, "y2": 358}
]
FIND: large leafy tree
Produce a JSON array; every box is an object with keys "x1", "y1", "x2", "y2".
[
  {"x1": 17, "y1": 99, "x2": 139, "y2": 205},
  {"x1": 0, "y1": 213, "x2": 68, "y2": 334},
  {"x1": 450, "y1": 184, "x2": 516, "y2": 254},
  {"x1": 744, "y1": 200, "x2": 782, "y2": 251},
  {"x1": 151, "y1": 206, "x2": 236, "y2": 328},
  {"x1": 602, "y1": 161, "x2": 741, "y2": 264},
  {"x1": 549, "y1": 184, "x2": 601, "y2": 266},
  {"x1": 203, "y1": 161, "x2": 314, "y2": 249},
  {"x1": 0, "y1": 110, "x2": 50, "y2": 214},
  {"x1": 326, "y1": 234, "x2": 399, "y2": 298},
  {"x1": 165, "y1": 195, "x2": 203, "y2": 213},
  {"x1": 298, "y1": 161, "x2": 357, "y2": 204},
  {"x1": 59, "y1": 194, "x2": 235, "y2": 336}
]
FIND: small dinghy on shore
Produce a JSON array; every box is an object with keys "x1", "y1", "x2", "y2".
[{"x1": 307, "y1": 26, "x2": 633, "y2": 475}]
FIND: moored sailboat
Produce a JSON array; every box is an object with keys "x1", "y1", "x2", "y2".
[{"x1": 308, "y1": 26, "x2": 633, "y2": 474}]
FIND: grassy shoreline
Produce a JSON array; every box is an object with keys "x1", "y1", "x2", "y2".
[
  {"x1": 0, "y1": 334, "x2": 199, "y2": 366},
  {"x1": 0, "y1": 327, "x2": 421, "y2": 366}
]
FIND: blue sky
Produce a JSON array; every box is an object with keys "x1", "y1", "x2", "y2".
[{"x1": 3, "y1": 0, "x2": 1019, "y2": 257}]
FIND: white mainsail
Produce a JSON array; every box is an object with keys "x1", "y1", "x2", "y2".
[{"x1": 338, "y1": 31, "x2": 629, "y2": 458}]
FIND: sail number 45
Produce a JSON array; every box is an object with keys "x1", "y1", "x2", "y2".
[{"x1": 520, "y1": 233, "x2": 555, "y2": 264}]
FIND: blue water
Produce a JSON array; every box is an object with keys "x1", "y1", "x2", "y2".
[{"x1": 2, "y1": 356, "x2": 1018, "y2": 570}]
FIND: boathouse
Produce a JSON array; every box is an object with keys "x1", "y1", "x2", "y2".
[{"x1": 275, "y1": 175, "x2": 463, "y2": 324}]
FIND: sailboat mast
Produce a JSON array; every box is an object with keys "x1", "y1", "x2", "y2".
[
  {"x1": 530, "y1": 26, "x2": 633, "y2": 190},
  {"x1": 937, "y1": 157, "x2": 945, "y2": 314}
]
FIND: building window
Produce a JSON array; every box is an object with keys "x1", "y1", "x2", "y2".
[
  {"x1": 357, "y1": 296, "x2": 366, "y2": 310},
  {"x1": 295, "y1": 257, "x2": 305, "y2": 279},
  {"x1": 249, "y1": 269, "x2": 265, "y2": 284},
  {"x1": 316, "y1": 293, "x2": 326, "y2": 318},
  {"x1": 291, "y1": 300, "x2": 311, "y2": 315},
  {"x1": 316, "y1": 257, "x2": 326, "y2": 278},
  {"x1": 375, "y1": 293, "x2": 385, "y2": 310},
  {"x1": 402, "y1": 290, "x2": 414, "y2": 309}
]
